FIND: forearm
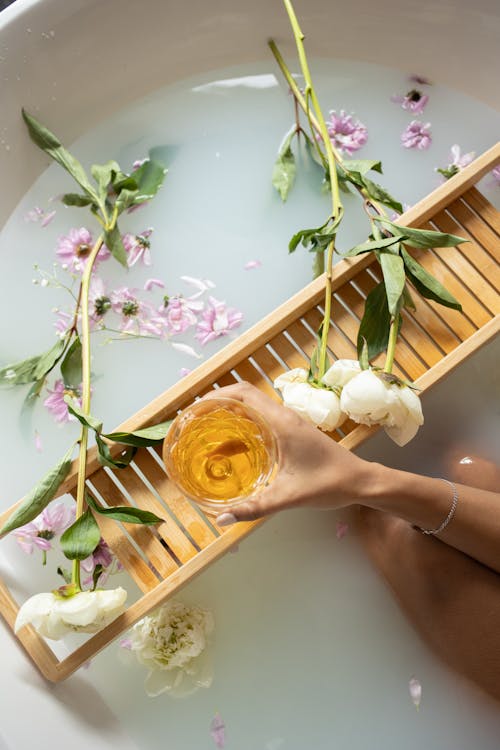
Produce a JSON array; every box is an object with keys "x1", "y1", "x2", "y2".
[{"x1": 362, "y1": 463, "x2": 500, "y2": 573}]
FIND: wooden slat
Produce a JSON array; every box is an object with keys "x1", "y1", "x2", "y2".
[
  {"x1": 433, "y1": 207, "x2": 500, "y2": 295},
  {"x1": 303, "y1": 307, "x2": 359, "y2": 360},
  {"x1": 90, "y1": 470, "x2": 178, "y2": 582},
  {"x1": 250, "y1": 344, "x2": 289, "y2": 387},
  {"x1": 231, "y1": 358, "x2": 277, "y2": 398},
  {"x1": 116, "y1": 464, "x2": 199, "y2": 564},
  {"x1": 267, "y1": 331, "x2": 310, "y2": 371},
  {"x1": 133, "y1": 450, "x2": 218, "y2": 549},
  {"x1": 462, "y1": 187, "x2": 500, "y2": 235}
]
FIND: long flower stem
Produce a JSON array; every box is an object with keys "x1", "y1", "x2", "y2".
[
  {"x1": 71, "y1": 235, "x2": 104, "y2": 589},
  {"x1": 384, "y1": 316, "x2": 399, "y2": 374},
  {"x1": 279, "y1": 0, "x2": 342, "y2": 379}
]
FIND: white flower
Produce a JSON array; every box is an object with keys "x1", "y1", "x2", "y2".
[
  {"x1": 321, "y1": 358, "x2": 361, "y2": 388},
  {"x1": 15, "y1": 587, "x2": 127, "y2": 640},
  {"x1": 340, "y1": 369, "x2": 423, "y2": 446},
  {"x1": 125, "y1": 600, "x2": 215, "y2": 697},
  {"x1": 274, "y1": 368, "x2": 344, "y2": 432}
]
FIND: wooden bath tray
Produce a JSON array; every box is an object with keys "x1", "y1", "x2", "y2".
[{"x1": 1, "y1": 142, "x2": 499, "y2": 682}]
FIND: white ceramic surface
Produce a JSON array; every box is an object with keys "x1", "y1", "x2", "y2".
[{"x1": 0, "y1": 2, "x2": 499, "y2": 750}]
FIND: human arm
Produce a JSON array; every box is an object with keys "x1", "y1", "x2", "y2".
[{"x1": 203, "y1": 383, "x2": 500, "y2": 574}]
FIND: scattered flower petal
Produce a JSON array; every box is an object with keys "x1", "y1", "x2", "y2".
[
  {"x1": 401, "y1": 121, "x2": 432, "y2": 151},
  {"x1": 144, "y1": 278, "x2": 165, "y2": 292},
  {"x1": 244, "y1": 260, "x2": 262, "y2": 270},
  {"x1": 34, "y1": 430, "x2": 43, "y2": 453},
  {"x1": 336, "y1": 520, "x2": 349, "y2": 540},
  {"x1": 488, "y1": 165, "x2": 500, "y2": 187},
  {"x1": 210, "y1": 713, "x2": 226, "y2": 749},
  {"x1": 409, "y1": 676, "x2": 422, "y2": 710},
  {"x1": 171, "y1": 342, "x2": 203, "y2": 359},
  {"x1": 195, "y1": 296, "x2": 243, "y2": 345},
  {"x1": 390, "y1": 90, "x2": 429, "y2": 115},
  {"x1": 323, "y1": 109, "x2": 368, "y2": 155},
  {"x1": 409, "y1": 74, "x2": 432, "y2": 86},
  {"x1": 24, "y1": 206, "x2": 56, "y2": 225},
  {"x1": 120, "y1": 637, "x2": 133, "y2": 650},
  {"x1": 181, "y1": 276, "x2": 216, "y2": 299},
  {"x1": 179, "y1": 367, "x2": 192, "y2": 377},
  {"x1": 40, "y1": 209, "x2": 56, "y2": 227},
  {"x1": 163, "y1": 295, "x2": 201, "y2": 335}
]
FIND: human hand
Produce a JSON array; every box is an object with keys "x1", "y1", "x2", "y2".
[{"x1": 201, "y1": 382, "x2": 373, "y2": 524}]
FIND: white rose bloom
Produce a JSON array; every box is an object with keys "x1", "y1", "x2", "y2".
[
  {"x1": 321, "y1": 359, "x2": 361, "y2": 388},
  {"x1": 340, "y1": 369, "x2": 423, "y2": 446},
  {"x1": 274, "y1": 371, "x2": 344, "y2": 432},
  {"x1": 125, "y1": 600, "x2": 215, "y2": 698},
  {"x1": 15, "y1": 587, "x2": 127, "y2": 640}
]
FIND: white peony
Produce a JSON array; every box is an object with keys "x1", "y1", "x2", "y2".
[
  {"x1": 124, "y1": 600, "x2": 215, "y2": 698},
  {"x1": 321, "y1": 358, "x2": 361, "y2": 388},
  {"x1": 340, "y1": 369, "x2": 423, "y2": 446},
  {"x1": 274, "y1": 368, "x2": 344, "y2": 432},
  {"x1": 15, "y1": 587, "x2": 127, "y2": 640}
]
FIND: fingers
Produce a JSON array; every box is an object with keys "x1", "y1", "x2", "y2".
[{"x1": 215, "y1": 479, "x2": 294, "y2": 525}]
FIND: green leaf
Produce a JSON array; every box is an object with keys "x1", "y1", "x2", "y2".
[
  {"x1": 61, "y1": 193, "x2": 95, "y2": 207},
  {"x1": 360, "y1": 177, "x2": 403, "y2": 214},
  {"x1": 60, "y1": 509, "x2": 101, "y2": 561},
  {"x1": 86, "y1": 493, "x2": 163, "y2": 525},
  {"x1": 359, "y1": 337, "x2": 370, "y2": 370},
  {"x1": 272, "y1": 128, "x2": 297, "y2": 201},
  {"x1": 342, "y1": 235, "x2": 403, "y2": 258},
  {"x1": 91, "y1": 564, "x2": 105, "y2": 591},
  {"x1": 131, "y1": 159, "x2": 167, "y2": 204},
  {"x1": 357, "y1": 282, "x2": 401, "y2": 360},
  {"x1": 104, "y1": 224, "x2": 128, "y2": 267},
  {"x1": 401, "y1": 247, "x2": 462, "y2": 310},
  {"x1": 91, "y1": 160, "x2": 120, "y2": 201},
  {"x1": 60, "y1": 336, "x2": 82, "y2": 388},
  {"x1": 103, "y1": 420, "x2": 173, "y2": 447},
  {"x1": 57, "y1": 566, "x2": 72, "y2": 585},
  {"x1": 302, "y1": 131, "x2": 326, "y2": 169},
  {"x1": 312, "y1": 250, "x2": 325, "y2": 278},
  {"x1": 33, "y1": 338, "x2": 66, "y2": 380},
  {"x1": 342, "y1": 159, "x2": 383, "y2": 175},
  {"x1": 402, "y1": 284, "x2": 417, "y2": 312},
  {"x1": 0, "y1": 355, "x2": 43, "y2": 386},
  {"x1": 375, "y1": 218, "x2": 468, "y2": 248},
  {"x1": 22, "y1": 110, "x2": 100, "y2": 205},
  {"x1": 96, "y1": 434, "x2": 137, "y2": 469},
  {"x1": 65, "y1": 398, "x2": 103, "y2": 433},
  {"x1": 289, "y1": 215, "x2": 340, "y2": 254},
  {"x1": 0, "y1": 445, "x2": 74, "y2": 535},
  {"x1": 378, "y1": 248, "x2": 406, "y2": 315}
]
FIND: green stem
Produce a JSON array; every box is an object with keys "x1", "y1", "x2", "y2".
[
  {"x1": 71, "y1": 234, "x2": 105, "y2": 590},
  {"x1": 280, "y1": 0, "x2": 342, "y2": 379},
  {"x1": 384, "y1": 316, "x2": 399, "y2": 374}
]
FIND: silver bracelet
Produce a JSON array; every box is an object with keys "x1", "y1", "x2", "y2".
[{"x1": 419, "y1": 478, "x2": 459, "y2": 536}]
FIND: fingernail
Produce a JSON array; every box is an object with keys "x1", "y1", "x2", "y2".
[{"x1": 216, "y1": 512, "x2": 237, "y2": 526}]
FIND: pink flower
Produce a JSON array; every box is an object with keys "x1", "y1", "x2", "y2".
[
  {"x1": 89, "y1": 276, "x2": 112, "y2": 327},
  {"x1": 195, "y1": 296, "x2": 243, "y2": 345},
  {"x1": 436, "y1": 144, "x2": 476, "y2": 181},
  {"x1": 210, "y1": 713, "x2": 226, "y2": 749},
  {"x1": 390, "y1": 90, "x2": 429, "y2": 115},
  {"x1": 336, "y1": 520, "x2": 349, "y2": 540},
  {"x1": 15, "y1": 503, "x2": 75, "y2": 555},
  {"x1": 163, "y1": 295, "x2": 202, "y2": 335},
  {"x1": 56, "y1": 228, "x2": 111, "y2": 273},
  {"x1": 244, "y1": 260, "x2": 262, "y2": 270},
  {"x1": 43, "y1": 379, "x2": 82, "y2": 423},
  {"x1": 123, "y1": 229, "x2": 153, "y2": 267},
  {"x1": 401, "y1": 121, "x2": 432, "y2": 150},
  {"x1": 53, "y1": 309, "x2": 73, "y2": 338},
  {"x1": 111, "y1": 287, "x2": 167, "y2": 337},
  {"x1": 323, "y1": 110, "x2": 368, "y2": 155},
  {"x1": 81, "y1": 538, "x2": 121, "y2": 588}
]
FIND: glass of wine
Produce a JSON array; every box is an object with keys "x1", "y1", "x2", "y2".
[{"x1": 162, "y1": 397, "x2": 277, "y2": 515}]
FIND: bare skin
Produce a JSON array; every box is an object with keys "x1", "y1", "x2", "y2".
[{"x1": 202, "y1": 382, "x2": 500, "y2": 701}]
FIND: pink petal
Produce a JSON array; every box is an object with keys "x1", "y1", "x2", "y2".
[
  {"x1": 144, "y1": 278, "x2": 165, "y2": 292},
  {"x1": 244, "y1": 260, "x2": 262, "y2": 270},
  {"x1": 210, "y1": 713, "x2": 226, "y2": 748},
  {"x1": 119, "y1": 638, "x2": 133, "y2": 650},
  {"x1": 179, "y1": 367, "x2": 192, "y2": 377},
  {"x1": 409, "y1": 676, "x2": 422, "y2": 710},
  {"x1": 40, "y1": 209, "x2": 56, "y2": 227},
  {"x1": 336, "y1": 520, "x2": 349, "y2": 540},
  {"x1": 170, "y1": 342, "x2": 203, "y2": 359},
  {"x1": 34, "y1": 430, "x2": 43, "y2": 453}
]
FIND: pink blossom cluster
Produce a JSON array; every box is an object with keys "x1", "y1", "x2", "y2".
[{"x1": 323, "y1": 110, "x2": 368, "y2": 155}]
